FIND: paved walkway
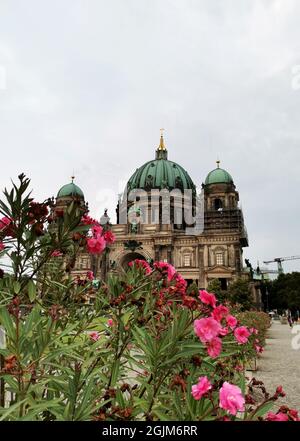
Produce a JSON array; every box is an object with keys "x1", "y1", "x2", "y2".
[{"x1": 254, "y1": 321, "x2": 300, "y2": 409}]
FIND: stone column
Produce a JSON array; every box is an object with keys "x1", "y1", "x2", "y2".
[
  {"x1": 167, "y1": 245, "x2": 173, "y2": 264},
  {"x1": 155, "y1": 245, "x2": 160, "y2": 261},
  {"x1": 198, "y1": 246, "x2": 205, "y2": 288}
]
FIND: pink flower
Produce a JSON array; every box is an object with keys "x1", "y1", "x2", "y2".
[
  {"x1": 206, "y1": 337, "x2": 222, "y2": 358},
  {"x1": 249, "y1": 327, "x2": 258, "y2": 335},
  {"x1": 89, "y1": 331, "x2": 100, "y2": 342},
  {"x1": 86, "y1": 271, "x2": 94, "y2": 280},
  {"x1": 92, "y1": 224, "x2": 103, "y2": 235},
  {"x1": 234, "y1": 326, "x2": 251, "y2": 345},
  {"x1": 129, "y1": 259, "x2": 152, "y2": 274},
  {"x1": 219, "y1": 382, "x2": 245, "y2": 416},
  {"x1": 289, "y1": 409, "x2": 300, "y2": 421},
  {"x1": 219, "y1": 327, "x2": 229, "y2": 336},
  {"x1": 175, "y1": 273, "x2": 187, "y2": 294},
  {"x1": 87, "y1": 235, "x2": 106, "y2": 255},
  {"x1": 194, "y1": 317, "x2": 222, "y2": 343},
  {"x1": 226, "y1": 315, "x2": 238, "y2": 329},
  {"x1": 51, "y1": 250, "x2": 63, "y2": 257},
  {"x1": 154, "y1": 261, "x2": 176, "y2": 281},
  {"x1": 0, "y1": 242, "x2": 4, "y2": 251},
  {"x1": 107, "y1": 319, "x2": 114, "y2": 327},
  {"x1": 199, "y1": 290, "x2": 216, "y2": 308},
  {"x1": 266, "y1": 412, "x2": 289, "y2": 421},
  {"x1": 255, "y1": 344, "x2": 263, "y2": 354},
  {"x1": 191, "y1": 376, "x2": 212, "y2": 400},
  {"x1": 212, "y1": 305, "x2": 229, "y2": 322},
  {"x1": 81, "y1": 215, "x2": 99, "y2": 225},
  {"x1": 103, "y1": 230, "x2": 115, "y2": 245}
]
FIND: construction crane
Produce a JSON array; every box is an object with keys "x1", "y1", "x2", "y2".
[{"x1": 263, "y1": 256, "x2": 300, "y2": 274}]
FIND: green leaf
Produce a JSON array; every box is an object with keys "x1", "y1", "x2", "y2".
[
  {"x1": 13, "y1": 281, "x2": 21, "y2": 294},
  {"x1": 0, "y1": 306, "x2": 15, "y2": 340},
  {"x1": 27, "y1": 280, "x2": 37, "y2": 302},
  {"x1": 250, "y1": 401, "x2": 274, "y2": 419}
]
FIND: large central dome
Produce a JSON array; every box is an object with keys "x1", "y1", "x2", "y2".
[{"x1": 126, "y1": 135, "x2": 196, "y2": 193}]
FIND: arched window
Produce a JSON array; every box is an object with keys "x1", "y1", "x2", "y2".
[{"x1": 214, "y1": 198, "x2": 223, "y2": 211}]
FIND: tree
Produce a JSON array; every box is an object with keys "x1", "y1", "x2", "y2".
[
  {"x1": 206, "y1": 279, "x2": 228, "y2": 303},
  {"x1": 228, "y1": 278, "x2": 253, "y2": 311},
  {"x1": 267, "y1": 272, "x2": 300, "y2": 314}
]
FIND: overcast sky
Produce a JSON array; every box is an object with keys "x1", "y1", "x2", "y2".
[{"x1": 0, "y1": 0, "x2": 300, "y2": 272}]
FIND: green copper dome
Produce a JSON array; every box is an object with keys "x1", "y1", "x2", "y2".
[
  {"x1": 126, "y1": 136, "x2": 195, "y2": 193},
  {"x1": 57, "y1": 182, "x2": 84, "y2": 199},
  {"x1": 205, "y1": 164, "x2": 233, "y2": 185}
]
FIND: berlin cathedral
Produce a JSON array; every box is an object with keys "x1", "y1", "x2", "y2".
[{"x1": 54, "y1": 133, "x2": 249, "y2": 291}]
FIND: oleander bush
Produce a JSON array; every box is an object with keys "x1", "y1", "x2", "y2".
[
  {"x1": 236, "y1": 311, "x2": 271, "y2": 348},
  {"x1": 0, "y1": 175, "x2": 298, "y2": 421}
]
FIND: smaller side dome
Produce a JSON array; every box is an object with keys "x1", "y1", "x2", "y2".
[
  {"x1": 205, "y1": 161, "x2": 233, "y2": 185},
  {"x1": 57, "y1": 181, "x2": 84, "y2": 199}
]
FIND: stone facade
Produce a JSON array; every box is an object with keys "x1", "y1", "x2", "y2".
[{"x1": 56, "y1": 142, "x2": 248, "y2": 290}]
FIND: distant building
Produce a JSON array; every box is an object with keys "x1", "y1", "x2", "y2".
[{"x1": 54, "y1": 134, "x2": 249, "y2": 289}]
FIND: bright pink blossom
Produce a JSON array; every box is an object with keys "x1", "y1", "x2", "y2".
[
  {"x1": 234, "y1": 326, "x2": 251, "y2": 344},
  {"x1": 89, "y1": 331, "x2": 100, "y2": 342},
  {"x1": 199, "y1": 290, "x2": 217, "y2": 308},
  {"x1": 226, "y1": 315, "x2": 238, "y2": 329},
  {"x1": 92, "y1": 224, "x2": 103, "y2": 235},
  {"x1": 129, "y1": 259, "x2": 152, "y2": 274},
  {"x1": 219, "y1": 327, "x2": 229, "y2": 337},
  {"x1": 191, "y1": 376, "x2": 212, "y2": 400},
  {"x1": 154, "y1": 261, "x2": 176, "y2": 281},
  {"x1": 206, "y1": 337, "x2": 222, "y2": 358},
  {"x1": 219, "y1": 382, "x2": 245, "y2": 416},
  {"x1": 51, "y1": 250, "x2": 63, "y2": 257},
  {"x1": 107, "y1": 319, "x2": 114, "y2": 327},
  {"x1": 86, "y1": 235, "x2": 106, "y2": 255},
  {"x1": 249, "y1": 327, "x2": 258, "y2": 335},
  {"x1": 212, "y1": 305, "x2": 229, "y2": 322},
  {"x1": 266, "y1": 412, "x2": 289, "y2": 421},
  {"x1": 103, "y1": 230, "x2": 115, "y2": 245},
  {"x1": 194, "y1": 317, "x2": 222, "y2": 343}
]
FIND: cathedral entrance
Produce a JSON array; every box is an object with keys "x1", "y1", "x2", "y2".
[{"x1": 120, "y1": 252, "x2": 147, "y2": 271}]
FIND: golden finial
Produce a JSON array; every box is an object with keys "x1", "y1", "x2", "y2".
[
  {"x1": 216, "y1": 159, "x2": 220, "y2": 168},
  {"x1": 158, "y1": 128, "x2": 166, "y2": 150}
]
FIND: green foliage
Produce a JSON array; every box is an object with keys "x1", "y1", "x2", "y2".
[
  {"x1": 206, "y1": 279, "x2": 228, "y2": 303},
  {"x1": 266, "y1": 272, "x2": 300, "y2": 313},
  {"x1": 228, "y1": 278, "x2": 254, "y2": 311}
]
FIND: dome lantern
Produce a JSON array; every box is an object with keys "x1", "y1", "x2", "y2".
[
  {"x1": 126, "y1": 132, "x2": 195, "y2": 194},
  {"x1": 205, "y1": 161, "x2": 234, "y2": 185}
]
